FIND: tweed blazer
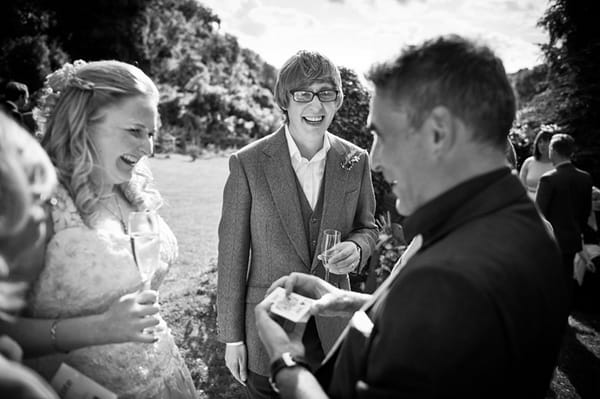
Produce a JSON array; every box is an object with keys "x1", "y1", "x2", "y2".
[{"x1": 217, "y1": 126, "x2": 377, "y2": 375}]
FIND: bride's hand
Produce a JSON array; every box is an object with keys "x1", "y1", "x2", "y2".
[{"x1": 100, "y1": 290, "x2": 160, "y2": 344}]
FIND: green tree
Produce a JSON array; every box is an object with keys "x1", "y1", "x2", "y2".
[
  {"x1": 328, "y1": 66, "x2": 400, "y2": 220},
  {"x1": 539, "y1": 0, "x2": 600, "y2": 184}
]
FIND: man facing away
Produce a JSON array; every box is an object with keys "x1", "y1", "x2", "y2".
[
  {"x1": 217, "y1": 50, "x2": 377, "y2": 398},
  {"x1": 254, "y1": 35, "x2": 569, "y2": 399},
  {"x1": 536, "y1": 133, "x2": 593, "y2": 299}
]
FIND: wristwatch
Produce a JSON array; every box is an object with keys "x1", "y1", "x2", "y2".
[
  {"x1": 269, "y1": 352, "x2": 311, "y2": 393},
  {"x1": 351, "y1": 241, "x2": 362, "y2": 267}
]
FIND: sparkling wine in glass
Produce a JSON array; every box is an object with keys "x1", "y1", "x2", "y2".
[
  {"x1": 320, "y1": 229, "x2": 341, "y2": 282},
  {"x1": 128, "y1": 211, "x2": 160, "y2": 290}
]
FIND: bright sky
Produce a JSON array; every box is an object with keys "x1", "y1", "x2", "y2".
[{"x1": 199, "y1": 0, "x2": 549, "y2": 74}]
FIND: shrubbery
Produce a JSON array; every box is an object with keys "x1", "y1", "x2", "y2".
[{"x1": 329, "y1": 66, "x2": 401, "y2": 222}]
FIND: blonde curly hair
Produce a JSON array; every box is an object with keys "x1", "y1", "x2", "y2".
[
  {"x1": 37, "y1": 60, "x2": 162, "y2": 224},
  {"x1": 0, "y1": 112, "x2": 57, "y2": 238}
]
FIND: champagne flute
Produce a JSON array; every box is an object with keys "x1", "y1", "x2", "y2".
[
  {"x1": 128, "y1": 211, "x2": 160, "y2": 290},
  {"x1": 320, "y1": 229, "x2": 341, "y2": 282}
]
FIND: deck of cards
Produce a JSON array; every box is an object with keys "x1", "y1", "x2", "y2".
[{"x1": 266, "y1": 286, "x2": 315, "y2": 324}]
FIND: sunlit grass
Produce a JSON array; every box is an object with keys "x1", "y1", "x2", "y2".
[{"x1": 149, "y1": 153, "x2": 244, "y2": 399}]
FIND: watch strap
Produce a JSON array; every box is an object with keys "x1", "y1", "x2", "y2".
[{"x1": 269, "y1": 352, "x2": 311, "y2": 393}]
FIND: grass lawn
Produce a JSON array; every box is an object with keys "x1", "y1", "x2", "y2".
[{"x1": 149, "y1": 154, "x2": 600, "y2": 399}]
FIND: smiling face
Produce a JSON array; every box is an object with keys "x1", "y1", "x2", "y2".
[
  {"x1": 90, "y1": 95, "x2": 158, "y2": 188},
  {"x1": 287, "y1": 81, "x2": 340, "y2": 140},
  {"x1": 369, "y1": 91, "x2": 431, "y2": 216}
]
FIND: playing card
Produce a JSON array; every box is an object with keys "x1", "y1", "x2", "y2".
[{"x1": 266, "y1": 286, "x2": 315, "y2": 323}]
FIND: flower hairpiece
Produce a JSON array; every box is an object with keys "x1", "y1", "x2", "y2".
[
  {"x1": 33, "y1": 60, "x2": 91, "y2": 135},
  {"x1": 341, "y1": 150, "x2": 362, "y2": 171},
  {"x1": 540, "y1": 123, "x2": 560, "y2": 133}
]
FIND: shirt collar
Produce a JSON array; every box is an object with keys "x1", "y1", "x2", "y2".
[
  {"x1": 554, "y1": 160, "x2": 571, "y2": 168},
  {"x1": 404, "y1": 167, "x2": 512, "y2": 243},
  {"x1": 285, "y1": 124, "x2": 331, "y2": 163}
]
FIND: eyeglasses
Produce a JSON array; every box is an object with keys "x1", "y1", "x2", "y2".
[{"x1": 290, "y1": 89, "x2": 339, "y2": 103}]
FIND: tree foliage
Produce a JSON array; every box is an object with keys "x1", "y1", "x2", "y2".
[
  {"x1": 538, "y1": 0, "x2": 600, "y2": 184},
  {"x1": 329, "y1": 67, "x2": 401, "y2": 220},
  {"x1": 0, "y1": 0, "x2": 281, "y2": 150}
]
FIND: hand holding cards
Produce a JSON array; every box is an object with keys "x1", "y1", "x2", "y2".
[{"x1": 266, "y1": 287, "x2": 315, "y2": 324}]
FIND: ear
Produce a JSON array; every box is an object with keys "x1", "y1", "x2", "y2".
[{"x1": 426, "y1": 106, "x2": 456, "y2": 158}]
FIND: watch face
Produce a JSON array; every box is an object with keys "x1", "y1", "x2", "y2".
[{"x1": 282, "y1": 352, "x2": 296, "y2": 367}]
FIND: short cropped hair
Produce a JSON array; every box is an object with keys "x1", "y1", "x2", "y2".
[
  {"x1": 532, "y1": 130, "x2": 554, "y2": 160},
  {"x1": 274, "y1": 50, "x2": 344, "y2": 119},
  {"x1": 550, "y1": 133, "x2": 575, "y2": 158},
  {"x1": 367, "y1": 35, "x2": 516, "y2": 150},
  {"x1": 4, "y1": 81, "x2": 29, "y2": 102}
]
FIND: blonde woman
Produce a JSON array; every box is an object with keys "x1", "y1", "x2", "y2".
[
  {"x1": 0, "y1": 112, "x2": 58, "y2": 398},
  {"x1": 2, "y1": 61, "x2": 195, "y2": 398},
  {"x1": 519, "y1": 128, "x2": 554, "y2": 200}
]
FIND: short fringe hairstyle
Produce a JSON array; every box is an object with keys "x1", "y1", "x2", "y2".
[
  {"x1": 274, "y1": 50, "x2": 344, "y2": 121},
  {"x1": 367, "y1": 35, "x2": 516, "y2": 150}
]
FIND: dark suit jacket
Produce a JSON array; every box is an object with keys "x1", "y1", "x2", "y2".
[
  {"x1": 322, "y1": 169, "x2": 569, "y2": 399},
  {"x1": 536, "y1": 162, "x2": 592, "y2": 255},
  {"x1": 217, "y1": 127, "x2": 377, "y2": 375}
]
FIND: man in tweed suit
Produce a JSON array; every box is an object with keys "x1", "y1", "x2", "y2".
[{"x1": 217, "y1": 50, "x2": 377, "y2": 398}]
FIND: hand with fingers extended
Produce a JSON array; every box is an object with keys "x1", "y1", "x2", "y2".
[
  {"x1": 99, "y1": 289, "x2": 160, "y2": 344},
  {"x1": 318, "y1": 241, "x2": 360, "y2": 275},
  {"x1": 225, "y1": 343, "x2": 247, "y2": 385},
  {"x1": 266, "y1": 273, "x2": 370, "y2": 319}
]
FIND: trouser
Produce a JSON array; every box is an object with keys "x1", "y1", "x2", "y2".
[{"x1": 245, "y1": 317, "x2": 325, "y2": 399}]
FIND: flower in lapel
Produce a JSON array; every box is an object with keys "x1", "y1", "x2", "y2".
[{"x1": 340, "y1": 150, "x2": 361, "y2": 171}]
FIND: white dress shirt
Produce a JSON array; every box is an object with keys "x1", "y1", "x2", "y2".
[{"x1": 285, "y1": 125, "x2": 331, "y2": 210}]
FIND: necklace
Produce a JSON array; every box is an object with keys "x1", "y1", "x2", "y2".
[{"x1": 100, "y1": 194, "x2": 128, "y2": 234}]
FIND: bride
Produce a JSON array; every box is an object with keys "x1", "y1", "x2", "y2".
[{"x1": 2, "y1": 60, "x2": 196, "y2": 398}]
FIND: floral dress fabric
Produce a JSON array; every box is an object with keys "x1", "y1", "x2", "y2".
[{"x1": 24, "y1": 185, "x2": 196, "y2": 399}]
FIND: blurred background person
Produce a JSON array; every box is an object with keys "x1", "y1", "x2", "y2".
[
  {"x1": 0, "y1": 111, "x2": 59, "y2": 398},
  {"x1": 519, "y1": 127, "x2": 554, "y2": 200},
  {"x1": 536, "y1": 133, "x2": 592, "y2": 304},
  {"x1": 0, "y1": 81, "x2": 31, "y2": 133},
  {"x1": 1, "y1": 60, "x2": 195, "y2": 398}
]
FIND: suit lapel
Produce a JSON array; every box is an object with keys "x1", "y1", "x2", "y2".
[
  {"x1": 263, "y1": 127, "x2": 311, "y2": 269},
  {"x1": 314, "y1": 135, "x2": 350, "y2": 270}
]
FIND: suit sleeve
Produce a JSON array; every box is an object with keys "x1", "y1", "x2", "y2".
[
  {"x1": 347, "y1": 151, "x2": 378, "y2": 268},
  {"x1": 217, "y1": 154, "x2": 252, "y2": 343},
  {"x1": 580, "y1": 175, "x2": 593, "y2": 232},
  {"x1": 535, "y1": 175, "x2": 553, "y2": 218}
]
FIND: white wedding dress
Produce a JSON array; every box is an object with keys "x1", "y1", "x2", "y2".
[{"x1": 25, "y1": 185, "x2": 196, "y2": 398}]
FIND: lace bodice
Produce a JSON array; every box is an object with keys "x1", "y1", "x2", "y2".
[{"x1": 25, "y1": 185, "x2": 195, "y2": 398}]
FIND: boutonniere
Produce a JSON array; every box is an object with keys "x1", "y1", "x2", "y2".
[{"x1": 340, "y1": 150, "x2": 361, "y2": 171}]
